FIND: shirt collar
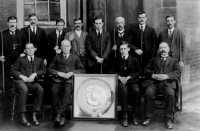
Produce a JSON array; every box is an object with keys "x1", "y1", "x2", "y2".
[
  {"x1": 118, "y1": 29, "x2": 124, "y2": 34},
  {"x1": 168, "y1": 27, "x2": 175, "y2": 33},
  {"x1": 56, "y1": 30, "x2": 62, "y2": 36},
  {"x1": 75, "y1": 30, "x2": 82, "y2": 37},
  {"x1": 96, "y1": 29, "x2": 102, "y2": 34},
  {"x1": 122, "y1": 55, "x2": 129, "y2": 60},
  {"x1": 27, "y1": 55, "x2": 34, "y2": 61}
]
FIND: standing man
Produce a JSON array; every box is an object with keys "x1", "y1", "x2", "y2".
[
  {"x1": 21, "y1": 13, "x2": 47, "y2": 64},
  {"x1": 47, "y1": 19, "x2": 66, "y2": 66},
  {"x1": 108, "y1": 16, "x2": 132, "y2": 72},
  {"x1": 131, "y1": 11, "x2": 157, "y2": 69},
  {"x1": 158, "y1": 15, "x2": 185, "y2": 68},
  {"x1": 11, "y1": 42, "x2": 46, "y2": 127},
  {"x1": 85, "y1": 16, "x2": 111, "y2": 74},
  {"x1": 115, "y1": 41, "x2": 141, "y2": 127},
  {"x1": 142, "y1": 42, "x2": 181, "y2": 129},
  {"x1": 48, "y1": 40, "x2": 84, "y2": 126},
  {"x1": 65, "y1": 18, "x2": 88, "y2": 67},
  {"x1": 0, "y1": 16, "x2": 24, "y2": 120}
]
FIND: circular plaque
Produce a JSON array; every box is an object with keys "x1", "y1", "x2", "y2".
[{"x1": 76, "y1": 78, "x2": 114, "y2": 117}]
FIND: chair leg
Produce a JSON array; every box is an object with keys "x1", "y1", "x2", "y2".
[{"x1": 11, "y1": 95, "x2": 16, "y2": 122}]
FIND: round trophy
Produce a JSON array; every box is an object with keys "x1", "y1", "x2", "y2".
[{"x1": 76, "y1": 78, "x2": 114, "y2": 117}]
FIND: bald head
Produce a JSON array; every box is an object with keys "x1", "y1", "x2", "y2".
[{"x1": 115, "y1": 16, "x2": 125, "y2": 31}]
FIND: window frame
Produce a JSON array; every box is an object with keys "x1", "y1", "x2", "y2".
[{"x1": 17, "y1": 0, "x2": 66, "y2": 28}]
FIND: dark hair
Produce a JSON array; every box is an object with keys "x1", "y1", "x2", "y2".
[
  {"x1": 74, "y1": 18, "x2": 83, "y2": 23},
  {"x1": 7, "y1": 16, "x2": 17, "y2": 22},
  {"x1": 166, "y1": 15, "x2": 176, "y2": 20},
  {"x1": 120, "y1": 41, "x2": 130, "y2": 48},
  {"x1": 56, "y1": 19, "x2": 65, "y2": 25},
  {"x1": 29, "y1": 13, "x2": 37, "y2": 19},
  {"x1": 93, "y1": 16, "x2": 104, "y2": 23},
  {"x1": 25, "y1": 42, "x2": 34, "y2": 48},
  {"x1": 137, "y1": 11, "x2": 146, "y2": 17}
]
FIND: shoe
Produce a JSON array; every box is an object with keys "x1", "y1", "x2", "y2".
[
  {"x1": 133, "y1": 117, "x2": 139, "y2": 125},
  {"x1": 59, "y1": 117, "x2": 66, "y2": 126},
  {"x1": 122, "y1": 118, "x2": 128, "y2": 127},
  {"x1": 21, "y1": 113, "x2": 31, "y2": 127},
  {"x1": 142, "y1": 117, "x2": 151, "y2": 126},
  {"x1": 55, "y1": 114, "x2": 61, "y2": 125},
  {"x1": 166, "y1": 119, "x2": 173, "y2": 129},
  {"x1": 32, "y1": 112, "x2": 40, "y2": 126}
]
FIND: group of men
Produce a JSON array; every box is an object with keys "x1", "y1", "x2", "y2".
[{"x1": 0, "y1": 11, "x2": 185, "y2": 129}]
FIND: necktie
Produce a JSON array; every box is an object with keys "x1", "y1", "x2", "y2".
[
  {"x1": 141, "y1": 25, "x2": 144, "y2": 32},
  {"x1": 33, "y1": 27, "x2": 36, "y2": 34},
  {"x1": 169, "y1": 30, "x2": 172, "y2": 36},
  {"x1": 97, "y1": 32, "x2": 100, "y2": 38},
  {"x1": 30, "y1": 56, "x2": 33, "y2": 62},
  {"x1": 58, "y1": 31, "x2": 61, "y2": 37}
]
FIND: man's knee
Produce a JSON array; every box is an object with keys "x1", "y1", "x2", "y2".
[{"x1": 17, "y1": 84, "x2": 28, "y2": 94}]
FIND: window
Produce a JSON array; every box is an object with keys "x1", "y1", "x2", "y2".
[{"x1": 17, "y1": 0, "x2": 66, "y2": 28}]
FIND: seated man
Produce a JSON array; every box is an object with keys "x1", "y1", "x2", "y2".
[
  {"x1": 48, "y1": 39, "x2": 84, "y2": 126},
  {"x1": 142, "y1": 42, "x2": 181, "y2": 129},
  {"x1": 115, "y1": 41, "x2": 141, "y2": 127},
  {"x1": 11, "y1": 42, "x2": 46, "y2": 127}
]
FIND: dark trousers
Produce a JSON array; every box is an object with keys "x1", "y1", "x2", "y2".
[
  {"x1": 51, "y1": 82, "x2": 72, "y2": 116},
  {"x1": 87, "y1": 63, "x2": 108, "y2": 74},
  {"x1": 16, "y1": 82, "x2": 43, "y2": 112},
  {"x1": 118, "y1": 82, "x2": 141, "y2": 116},
  {"x1": 144, "y1": 83, "x2": 175, "y2": 119}
]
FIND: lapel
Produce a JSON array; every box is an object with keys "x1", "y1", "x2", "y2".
[
  {"x1": 127, "y1": 55, "x2": 132, "y2": 68},
  {"x1": 65, "y1": 54, "x2": 73, "y2": 65},
  {"x1": 164, "y1": 56, "x2": 171, "y2": 68},
  {"x1": 171, "y1": 28, "x2": 178, "y2": 44},
  {"x1": 156, "y1": 56, "x2": 171, "y2": 69}
]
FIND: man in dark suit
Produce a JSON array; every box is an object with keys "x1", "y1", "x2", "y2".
[
  {"x1": 108, "y1": 16, "x2": 132, "y2": 72},
  {"x1": 0, "y1": 16, "x2": 24, "y2": 120},
  {"x1": 65, "y1": 18, "x2": 88, "y2": 67},
  {"x1": 47, "y1": 19, "x2": 66, "y2": 66},
  {"x1": 48, "y1": 39, "x2": 84, "y2": 126},
  {"x1": 85, "y1": 16, "x2": 111, "y2": 74},
  {"x1": 21, "y1": 13, "x2": 47, "y2": 64},
  {"x1": 158, "y1": 15, "x2": 185, "y2": 68},
  {"x1": 115, "y1": 41, "x2": 141, "y2": 127},
  {"x1": 11, "y1": 42, "x2": 46, "y2": 127},
  {"x1": 131, "y1": 11, "x2": 157, "y2": 69},
  {"x1": 142, "y1": 42, "x2": 181, "y2": 129}
]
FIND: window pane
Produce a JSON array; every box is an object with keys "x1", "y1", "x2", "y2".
[
  {"x1": 36, "y1": 2, "x2": 48, "y2": 21},
  {"x1": 50, "y1": 0, "x2": 60, "y2": 2},
  {"x1": 50, "y1": 2, "x2": 60, "y2": 21},
  {"x1": 24, "y1": 0, "x2": 35, "y2": 21}
]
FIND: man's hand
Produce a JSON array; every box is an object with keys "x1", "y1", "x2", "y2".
[
  {"x1": 69, "y1": 33, "x2": 75, "y2": 41},
  {"x1": 135, "y1": 49, "x2": 143, "y2": 55},
  {"x1": 64, "y1": 72, "x2": 74, "y2": 79},
  {"x1": 152, "y1": 74, "x2": 169, "y2": 81},
  {"x1": 125, "y1": 76, "x2": 132, "y2": 81},
  {"x1": 57, "y1": 72, "x2": 66, "y2": 78},
  {"x1": 44, "y1": 59, "x2": 47, "y2": 66},
  {"x1": 20, "y1": 53, "x2": 25, "y2": 57},
  {"x1": 19, "y1": 74, "x2": 29, "y2": 82},
  {"x1": 179, "y1": 61, "x2": 184, "y2": 68},
  {"x1": 112, "y1": 45, "x2": 117, "y2": 51},
  {"x1": 96, "y1": 56, "x2": 104, "y2": 64},
  {"x1": 118, "y1": 76, "x2": 127, "y2": 84},
  {"x1": 28, "y1": 73, "x2": 37, "y2": 82},
  {"x1": 56, "y1": 49, "x2": 62, "y2": 54},
  {"x1": 54, "y1": 46, "x2": 59, "y2": 51},
  {"x1": 0, "y1": 56, "x2": 5, "y2": 62}
]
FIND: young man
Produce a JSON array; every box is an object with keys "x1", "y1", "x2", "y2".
[
  {"x1": 115, "y1": 41, "x2": 141, "y2": 127},
  {"x1": 85, "y1": 16, "x2": 111, "y2": 74},
  {"x1": 158, "y1": 15, "x2": 185, "y2": 68},
  {"x1": 142, "y1": 42, "x2": 181, "y2": 129},
  {"x1": 47, "y1": 19, "x2": 66, "y2": 66},
  {"x1": 11, "y1": 42, "x2": 46, "y2": 127},
  {"x1": 65, "y1": 18, "x2": 88, "y2": 67},
  {"x1": 48, "y1": 39, "x2": 84, "y2": 126}
]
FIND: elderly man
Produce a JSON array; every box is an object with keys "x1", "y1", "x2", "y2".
[
  {"x1": 142, "y1": 42, "x2": 181, "y2": 129},
  {"x1": 48, "y1": 39, "x2": 84, "y2": 126},
  {"x1": 11, "y1": 42, "x2": 46, "y2": 127},
  {"x1": 158, "y1": 15, "x2": 185, "y2": 68}
]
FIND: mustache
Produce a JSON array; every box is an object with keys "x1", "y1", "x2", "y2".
[
  {"x1": 160, "y1": 50, "x2": 166, "y2": 53},
  {"x1": 10, "y1": 25, "x2": 15, "y2": 27}
]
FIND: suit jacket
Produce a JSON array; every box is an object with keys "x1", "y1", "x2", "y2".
[
  {"x1": 10, "y1": 56, "x2": 46, "y2": 84},
  {"x1": 131, "y1": 24, "x2": 157, "y2": 68},
  {"x1": 0, "y1": 29, "x2": 24, "y2": 70},
  {"x1": 158, "y1": 28, "x2": 185, "y2": 61},
  {"x1": 85, "y1": 30, "x2": 111, "y2": 67},
  {"x1": 144, "y1": 56, "x2": 181, "y2": 89},
  {"x1": 65, "y1": 30, "x2": 88, "y2": 56},
  {"x1": 21, "y1": 26, "x2": 47, "y2": 59},
  {"x1": 115, "y1": 55, "x2": 141, "y2": 83},
  {"x1": 47, "y1": 30, "x2": 66, "y2": 64},
  {"x1": 48, "y1": 53, "x2": 84, "y2": 83}
]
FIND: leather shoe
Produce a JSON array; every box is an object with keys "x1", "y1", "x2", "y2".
[
  {"x1": 54, "y1": 114, "x2": 61, "y2": 125},
  {"x1": 133, "y1": 117, "x2": 139, "y2": 125},
  {"x1": 59, "y1": 117, "x2": 66, "y2": 126},
  {"x1": 142, "y1": 117, "x2": 151, "y2": 126},
  {"x1": 21, "y1": 113, "x2": 31, "y2": 127},
  {"x1": 32, "y1": 112, "x2": 40, "y2": 126},
  {"x1": 122, "y1": 118, "x2": 128, "y2": 127},
  {"x1": 166, "y1": 119, "x2": 173, "y2": 129}
]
